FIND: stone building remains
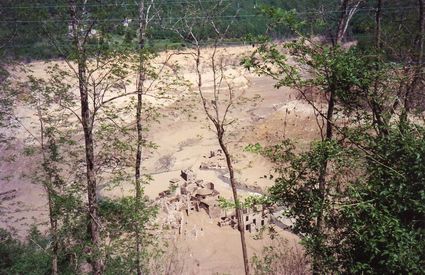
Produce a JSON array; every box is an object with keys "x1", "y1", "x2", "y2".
[{"x1": 156, "y1": 167, "x2": 271, "y2": 234}]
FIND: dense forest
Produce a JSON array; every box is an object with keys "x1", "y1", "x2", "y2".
[
  {"x1": 0, "y1": 0, "x2": 422, "y2": 58},
  {"x1": 0, "y1": 0, "x2": 424, "y2": 274}
]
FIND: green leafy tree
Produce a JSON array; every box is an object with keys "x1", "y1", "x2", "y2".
[
  {"x1": 244, "y1": 4, "x2": 425, "y2": 274},
  {"x1": 0, "y1": 227, "x2": 74, "y2": 275},
  {"x1": 339, "y1": 124, "x2": 425, "y2": 274}
]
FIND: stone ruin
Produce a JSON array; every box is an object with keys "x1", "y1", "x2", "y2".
[
  {"x1": 156, "y1": 168, "x2": 272, "y2": 234},
  {"x1": 156, "y1": 169, "x2": 222, "y2": 233},
  {"x1": 199, "y1": 149, "x2": 226, "y2": 170},
  {"x1": 218, "y1": 204, "x2": 271, "y2": 233}
]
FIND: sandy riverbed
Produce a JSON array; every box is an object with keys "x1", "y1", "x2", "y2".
[{"x1": 0, "y1": 45, "x2": 320, "y2": 274}]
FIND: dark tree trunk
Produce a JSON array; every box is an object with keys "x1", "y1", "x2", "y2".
[
  {"x1": 135, "y1": 1, "x2": 147, "y2": 274},
  {"x1": 78, "y1": 46, "x2": 103, "y2": 275},
  {"x1": 79, "y1": 49, "x2": 103, "y2": 275},
  {"x1": 335, "y1": 0, "x2": 360, "y2": 45},
  {"x1": 38, "y1": 110, "x2": 59, "y2": 275},
  {"x1": 47, "y1": 191, "x2": 59, "y2": 275},
  {"x1": 335, "y1": 0, "x2": 349, "y2": 45},
  {"x1": 69, "y1": 1, "x2": 103, "y2": 273},
  {"x1": 403, "y1": 0, "x2": 425, "y2": 118},
  {"x1": 371, "y1": 0, "x2": 389, "y2": 136},
  {"x1": 316, "y1": 87, "x2": 335, "y2": 232},
  {"x1": 217, "y1": 130, "x2": 250, "y2": 275},
  {"x1": 375, "y1": 0, "x2": 383, "y2": 49},
  {"x1": 314, "y1": 4, "x2": 345, "y2": 271},
  {"x1": 419, "y1": 0, "x2": 425, "y2": 65}
]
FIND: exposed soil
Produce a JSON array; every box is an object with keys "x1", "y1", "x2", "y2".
[{"x1": 0, "y1": 45, "x2": 320, "y2": 274}]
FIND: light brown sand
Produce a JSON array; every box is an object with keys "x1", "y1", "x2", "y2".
[{"x1": 0, "y1": 45, "x2": 319, "y2": 274}]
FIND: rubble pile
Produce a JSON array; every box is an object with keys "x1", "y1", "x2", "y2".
[
  {"x1": 156, "y1": 168, "x2": 272, "y2": 234},
  {"x1": 199, "y1": 149, "x2": 226, "y2": 170},
  {"x1": 156, "y1": 169, "x2": 222, "y2": 233}
]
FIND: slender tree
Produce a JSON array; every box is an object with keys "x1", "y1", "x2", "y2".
[
  {"x1": 317, "y1": 0, "x2": 356, "y2": 236},
  {"x1": 16, "y1": 71, "x2": 83, "y2": 274},
  {"x1": 68, "y1": 1, "x2": 103, "y2": 273},
  {"x1": 375, "y1": 0, "x2": 383, "y2": 49},
  {"x1": 193, "y1": 41, "x2": 250, "y2": 275},
  {"x1": 335, "y1": 0, "x2": 362, "y2": 45},
  {"x1": 244, "y1": 4, "x2": 377, "y2": 272},
  {"x1": 36, "y1": 101, "x2": 59, "y2": 275},
  {"x1": 167, "y1": 1, "x2": 250, "y2": 272},
  {"x1": 403, "y1": 0, "x2": 425, "y2": 118},
  {"x1": 135, "y1": 1, "x2": 154, "y2": 274}
]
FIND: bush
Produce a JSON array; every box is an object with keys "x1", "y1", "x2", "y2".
[{"x1": 0, "y1": 227, "x2": 50, "y2": 275}]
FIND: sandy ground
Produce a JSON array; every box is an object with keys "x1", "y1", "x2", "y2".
[{"x1": 0, "y1": 45, "x2": 320, "y2": 274}]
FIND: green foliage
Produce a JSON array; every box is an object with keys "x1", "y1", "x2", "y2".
[
  {"x1": 99, "y1": 196, "x2": 159, "y2": 273},
  {"x1": 0, "y1": 227, "x2": 73, "y2": 275},
  {"x1": 339, "y1": 124, "x2": 425, "y2": 274},
  {"x1": 267, "y1": 140, "x2": 357, "y2": 272},
  {"x1": 99, "y1": 196, "x2": 157, "y2": 232},
  {"x1": 0, "y1": 72, "x2": 15, "y2": 144},
  {"x1": 2, "y1": 1, "x2": 425, "y2": 274},
  {"x1": 243, "y1": 142, "x2": 263, "y2": 153},
  {"x1": 1, "y1": 0, "x2": 423, "y2": 61},
  {"x1": 218, "y1": 195, "x2": 272, "y2": 210},
  {"x1": 246, "y1": 37, "x2": 389, "y2": 116},
  {"x1": 248, "y1": 6, "x2": 425, "y2": 272},
  {"x1": 264, "y1": 126, "x2": 425, "y2": 273},
  {"x1": 168, "y1": 183, "x2": 178, "y2": 193},
  {"x1": 260, "y1": 7, "x2": 305, "y2": 34},
  {"x1": 218, "y1": 196, "x2": 238, "y2": 210}
]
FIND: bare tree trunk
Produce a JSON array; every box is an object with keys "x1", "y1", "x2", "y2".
[
  {"x1": 193, "y1": 41, "x2": 250, "y2": 274},
  {"x1": 135, "y1": 1, "x2": 149, "y2": 274},
  {"x1": 324, "y1": 90, "x2": 335, "y2": 142},
  {"x1": 403, "y1": 0, "x2": 425, "y2": 118},
  {"x1": 375, "y1": 0, "x2": 383, "y2": 49},
  {"x1": 78, "y1": 36, "x2": 103, "y2": 275},
  {"x1": 370, "y1": 0, "x2": 389, "y2": 136},
  {"x1": 314, "y1": 2, "x2": 361, "y2": 270},
  {"x1": 316, "y1": 87, "x2": 335, "y2": 231},
  {"x1": 217, "y1": 132, "x2": 250, "y2": 275},
  {"x1": 335, "y1": 0, "x2": 361, "y2": 45},
  {"x1": 37, "y1": 107, "x2": 59, "y2": 275},
  {"x1": 78, "y1": 43, "x2": 103, "y2": 275},
  {"x1": 134, "y1": 65, "x2": 144, "y2": 275},
  {"x1": 335, "y1": 0, "x2": 349, "y2": 45},
  {"x1": 317, "y1": 0, "x2": 355, "y2": 232},
  {"x1": 135, "y1": 0, "x2": 146, "y2": 275},
  {"x1": 46, "y1": 165, "x2": 59, "y2": 275},
  {"x1": 419, "y1": 0, "x2": 425, "y2": 65},
  {"x1": 48, "y1": 191, "x2": 59, "y2": 275},
  {"x1": 314, "y1": 2, "x2": 349, "y2": 270},
  {"x1": 69, "y1": 1, "x2": 103, "y2": 273},
  {"x1": 175, "y1": 3, "x2": 248, "y2": 271}
]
